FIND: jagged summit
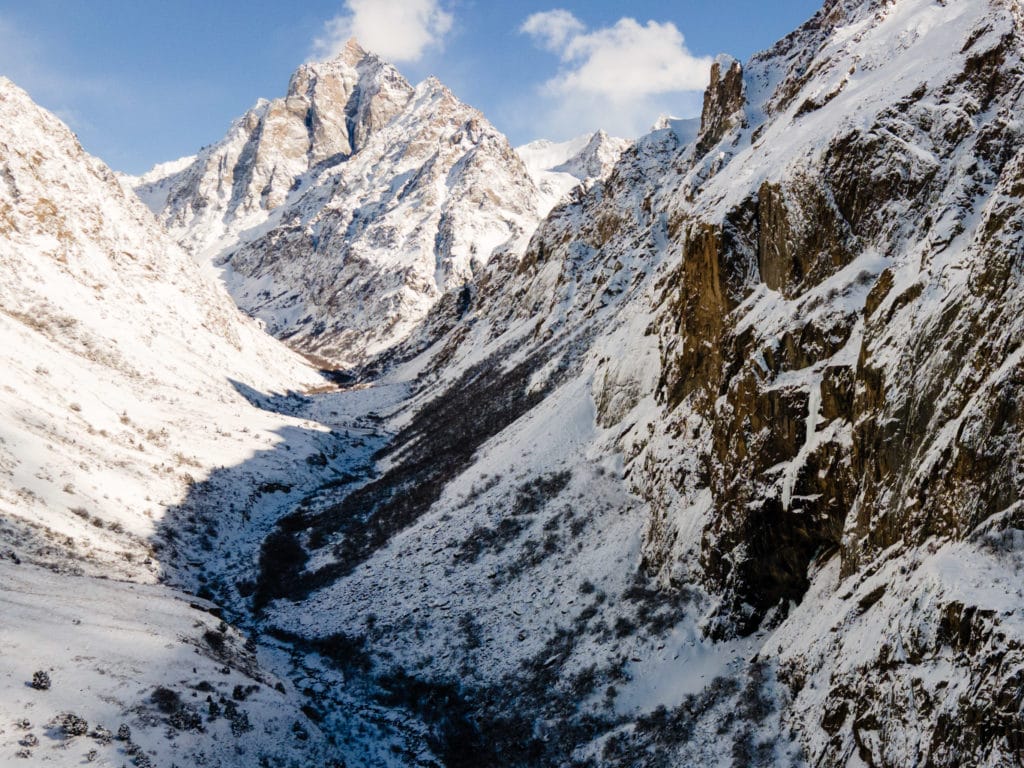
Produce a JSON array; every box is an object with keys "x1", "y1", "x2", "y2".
[
  {"x1": 294, "y1": 36, "x2": 390, "y2": 93},
  {"x1": 336, "y1": 36, "x2": 369, "y2": 66},
  {"x1": 133, "y1": 45, "x2": 416, "y2": 255},
  {"x1": 420, "y1": 74, "x2": 457, "y2": 99}
]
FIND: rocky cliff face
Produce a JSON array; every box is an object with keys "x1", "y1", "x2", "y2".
[{"x1": 638, "y1": 0, "x2": 1024, "y2": 762}]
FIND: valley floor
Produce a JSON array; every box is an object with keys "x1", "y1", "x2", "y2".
[{"x1": 2, "y1": 358, "x2": 800, "y2": 767}]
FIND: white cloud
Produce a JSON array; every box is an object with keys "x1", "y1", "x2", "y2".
[
  {"x1": 519, "y1": 10, "x2": 714, "y2": 139},
  {"x1": 520, "y1": 10, "x2": 585, "y2": 53},
  {"x1": 314, "y1": 0, "x2": 453, "y2": 63}
]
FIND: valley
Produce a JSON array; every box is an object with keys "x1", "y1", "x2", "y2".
[{"x1": 3, "y1": 0, "x2": 1024, "y2": 765}]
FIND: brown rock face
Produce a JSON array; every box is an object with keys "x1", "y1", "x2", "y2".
[
  {"x1": 756, "y1": 180, "x2": 856, "y2": 298},
  {"x1": 651, "y1": 0, "x2": 1024, "y2": 642},
  {"x1": 666, "y1": 216, "x2": 751, "y2": 410},
  {"x1": 846, "y1": 146, "x2": 1024, "y2": 577},
  {"x1": 696, "y1": 58, "x2": 746, "y2": 157}
]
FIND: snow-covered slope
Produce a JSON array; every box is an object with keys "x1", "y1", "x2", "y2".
[
  {"x1": 120, "y1": 154, "x2": 195, "y2": 213},
  {"x1": 517, "y1": 130, "x2": 631, "y2": 216},
  {"x1": 0, "y1": 77, "x2": 352, "y2": 766},
  {"x1": 137, "y1": 40, "x2": 542, "y2": 369}
]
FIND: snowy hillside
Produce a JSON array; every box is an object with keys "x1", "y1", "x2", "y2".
[
  {"x1": 517, "y1": 130, "x2": 631, "y2": 216},
  {"x1": 0, "y1": 77, "x2": 353, "y2": 766}
]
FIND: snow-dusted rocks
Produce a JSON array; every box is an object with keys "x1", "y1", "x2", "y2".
[
  {"x1": 239, "y1": 0, "x2": 1024, "y2": 764},
  {"x1": 5, "y1": 0, "x2": 1024, "y2": 764},
  {"x1": 136, "y1": 39, "x2": 416, "y2": 258}
]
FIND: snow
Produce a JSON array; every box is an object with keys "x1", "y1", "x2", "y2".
[
  {"x1": 118, "y1": 154, "x2": 195, "y2": 212},
  {"x1": 696, "y1": 0, "x2": 999, "y2": 222},
  {"x1": 516, "y1": 134, "x2": 594, "y2": 177},
  {"x1": 613, "y1": 623, "x2": 755, "y2": 715},
  {"x1": 763, "y1": 537, "x2": 1024, "y2": 767},
  {"x1": 651, "y1": 115, "x2": 700, "y2": 145},
  {"x1": 0, "y1": 562, "x2": 336, "y2": 766}
]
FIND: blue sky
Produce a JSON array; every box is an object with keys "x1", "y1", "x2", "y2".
[{"x1": 0, "y1": 1, "x2": 821, "y2": 174}]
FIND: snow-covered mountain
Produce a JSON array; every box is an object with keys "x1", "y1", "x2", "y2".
[
  {"x1": 517, "y1": 130, "x2": 632, "y2": 216},
  {"x1": 135, "y1": 40, "x2": 542, "y2": 369},
  {"x1": 6, "y1": 0, "x2": 1024, "y2": 765},
  {"x1": 0, "y1": 77, "x2": 352, "y2": 766}
]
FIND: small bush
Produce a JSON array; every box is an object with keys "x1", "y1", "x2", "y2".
[
  {"x1": 232, "y1": 683, "x2": 259, "y2": 701},
  {"x1": 117, "y1": 724, "x2": 131, "y2": 741},
  {"x1": 52, "y1": 712, "x2": 88, "y2": 737},
  {"x1": 614, "y1": 616, "x2": 636, "y2": 638},
  {"x1": 31, "y1": 670, "x2": 51, "y2": 690},
  {"x1": 169, "y1": 705, "x2": 203, "y2": 732},
  {"x1": 229, "y1": 708, "x2": 252, "y2": 737},
  {"x1": 151, "y1": 686, "x2": 181, "y2": 713}
]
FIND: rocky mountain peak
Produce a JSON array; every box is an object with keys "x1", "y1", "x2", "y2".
[
  {"x1": 288, "y1": 37, "x2": 400, "y2": 101},
  {"x1": 552, "y1": 129, "x2": 632, "y2": 181},
  {"x1": 417, "y1": 75, "x2": 457, "y2": 103},
  {"x1": 136, "y1": 53, "x2": 541, "y2": 368},
  {"x1": 134, "y1": 46, "x2": 416, "y2": 258}
]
